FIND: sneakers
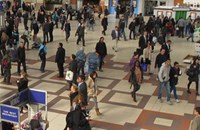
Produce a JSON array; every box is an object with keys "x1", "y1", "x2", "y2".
[
  {"x1": 176, "y1": 99, "x2": 180, "y2": 103},
  {"x1": 167, "y1": 100, "x2": 173, "y2": 105}
]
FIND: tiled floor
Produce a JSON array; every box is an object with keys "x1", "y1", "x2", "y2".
[{"x1": 0, "y1": 15, "x2": 199, "y2": 130}]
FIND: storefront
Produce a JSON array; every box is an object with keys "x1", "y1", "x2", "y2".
[
  {"x1": 108, "y1": 0, "x2": 139, "y2": 14},
  {"x1": 138, "y1": 0, "x2": 174, "y2": 15}
]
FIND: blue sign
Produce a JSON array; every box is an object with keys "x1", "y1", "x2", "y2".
[
  {"x1": 0, "y1": 105, "x2": 19, "y2": 123},
  {"x1": 29, "y1": 89, "x2": 46, "y2": 105}
]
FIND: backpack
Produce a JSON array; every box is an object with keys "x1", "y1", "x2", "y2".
[
  {"x1": 39, "y1": 47, "x2": 45, "y2": 57},
  {"x1": 186, "y1": 68, "x2": 194, "y2": 77}
]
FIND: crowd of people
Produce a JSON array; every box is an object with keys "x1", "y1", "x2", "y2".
[{"x1": 1, "y1": 1, "x2": 200, "y2": 130}]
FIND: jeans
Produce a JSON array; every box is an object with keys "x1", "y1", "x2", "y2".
[
  {"x1": 99, "y1": 55, "x2": 105, "y2": 70},
  {"x1": 178, "y1": 27, "x2": 184, "y2": 38},
  {"x1": 40, "y1": 55, "x2": 46, "y2": 72},
  {"x1": 87, "y1": 96, "x2": 98, "y2": 109},
  {"x1": 170, "y1": 85, "x2": 178, "y2": 99},
  {"x1": 158, "y1": 81, "x2": 171, "y2": 101},
  {"x1": 3, "y1": 69, "x2": 11, "y2": 83},
  {"x1": 17, "y1": 60, "x2": 27, "y2": 74},
  {"x1": 187, "y1": 33, "x2": 194, "y2": 42},
  {"x1": 120, "y1": 30, "x2": 127, "y2": 40}
]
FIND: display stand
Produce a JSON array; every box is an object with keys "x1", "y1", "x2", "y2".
[{"x1": 0, "y1": 88, "x2": 48, "y2": 130}]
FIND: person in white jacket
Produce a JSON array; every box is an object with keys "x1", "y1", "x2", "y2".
[{"x1": 158, "y1": 59, "x2": 172, "y2": 105}]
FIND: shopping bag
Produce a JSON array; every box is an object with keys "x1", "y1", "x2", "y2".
[
  {"x1": 84, "y1": 64, "x2": 89, "y2": 74},
  {"x1": 140, "y1": 63, "x2": 147, "y2": 72},
  {"x1": 65, "y1": 70, "x2": 74, "y2": 81}
]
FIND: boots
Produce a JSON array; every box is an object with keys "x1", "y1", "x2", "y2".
[
  {"x1": 95, "y1": 108, "x2": 102, "y2": 116},
  {"x1": 133, "y1": 92, "x2": 137, "y2": 102}
]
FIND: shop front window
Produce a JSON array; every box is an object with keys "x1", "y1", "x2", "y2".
[{"x1": 160, "y1": 2, "x2": 166, "y2": 6}]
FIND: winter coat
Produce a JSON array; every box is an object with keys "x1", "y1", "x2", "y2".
[
  {"x1": 87, "y1": 52, "x2": 99, "y2": 73},
  {"x1": 188, "y1": 64, "x2": 199, "y2": 82},
  {"x1": 86, "y1": 76, "x2": 98, "y2": 97},
  {"x1": 95, "y1": 42, "x2": 107, "y2": 56},
  {"x1": 169, "y1": 67, "x2": 181, "y2": 86},
  {"x1": 55, "y1": 47, "x2": 65, "y2": 64},
  {"x1": 76, "y1": 50, "x2": 86, "y2": 65}
]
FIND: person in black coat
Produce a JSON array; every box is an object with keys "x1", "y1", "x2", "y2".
[
  {"x1": 161, "y1": 40, "x2": 171, "y2": 59},
  {"x1": 55, "y1": 43, "x2": 65, "y2": 78},
  {"x1": 17, "y1": 42, "x2": 26, "y2": 75},
  {"x1": 138, "y1": 31, "x2": 148, "y2": 53},
  {"x1": 17, "y1": 71, "x2": 28, "y2": 113},
  {"x1": 42, "y1": 20, "x2": 49, "y2": 43},
  {"x1": 77, "y1": 75, "x2": 88, "y2": 105},
  {"x1": 48, "y1": 18, "x2": 54, "y2": 42},
  {"x1": 76, "y1": 23, "x2": 85, "y2": 46},
  {"x1": 101, "y1": 16, "x2": 108, "y2": 36},
  {"x1": 68, "y1": 54, "x2": 78, "y2": 87},
  {"x1": 187, "y1": 58, "x2": 200, "y2": 95},
  {"x1": 22, "y1": 11, "x2": 29, "y2": 29},
  {"x1": 169, "y1": 61, "x2": 181, "y2": 103},
  {"x1": 115, "y1": 4, "x2": 121, "y2": 19},
  {"x1": 129, "y1": 19, "x2": 136, "y2": 40},
  {"x1": 95, "y1": 37, "x2": 107, "y2": 71},
  {"x1": 154, "y1": 48, "x2": 167, "y2": 71},
  {"x1": 2, "y1": 121, "x2": 14, "y2": 130}
]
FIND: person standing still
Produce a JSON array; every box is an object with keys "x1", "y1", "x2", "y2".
[
  {"x1": 158, "y1": 59, "x2": 173, "y2": 105},
  {"x1": 55, "y1": 43, "x2": 65, "y2": 78},
  {"x1": 39, "y1": 42, "x2": 47, "y2": 73},
  {"x1": 49, "y1": 18, "x2": 54, "y2": 42},
  {"x1": 17, "y1": 42, "x2": 27, "y2": 75},
  {"x1": 2, "y1": 50, "x2": 11, "y2": 84},
  {"x1": 42, "y1": 20, "x2": 49, "y2": 43}
]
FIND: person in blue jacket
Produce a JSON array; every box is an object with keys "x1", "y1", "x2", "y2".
[
  {"x1": 38, "y1": 42, "x2": 47, "y2": 73},
  {"x1": 87, "y1": 52, "x2": 99, "y2": 74}
]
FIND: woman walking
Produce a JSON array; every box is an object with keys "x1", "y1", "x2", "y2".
[
  {"x1": 187, "y1": 58, "x2": 199, "y2": 96},
  {"x1": 86, "y1": 71, "x2": 102, "y2": 116},
  {"x1": 129, "y1": 60, "x2": 143, "y2": 102}
]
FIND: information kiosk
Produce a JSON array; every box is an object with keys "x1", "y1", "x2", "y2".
[{"x1": 0, "y1": 88, "x2": 48, "y2": 130}]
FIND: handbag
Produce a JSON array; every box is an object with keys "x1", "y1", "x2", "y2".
[
  {"x1": 65, "y1": 70, "x2": 74, "y2": 81},
  {"x1": 140, "y1": 63, "x2": 148, "y2": 72}
]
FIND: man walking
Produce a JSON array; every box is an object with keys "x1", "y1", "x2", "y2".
[
  {"x1": 76, "y1": 23, "x2": 85, "y2": 46},
  {"x1": 111, "y1": 26, "x2": 120, "y2": 52},
  {"x1": 55, "y1": 43, "x2": 65, "y2": 78}
]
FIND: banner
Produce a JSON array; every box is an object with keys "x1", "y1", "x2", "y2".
[
  {"x1": 0, "y1": 105, "x2": 20, "y2": 124},
  {"x1": 29, "y1": 89, "x2": 47, "y2": 105}
]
